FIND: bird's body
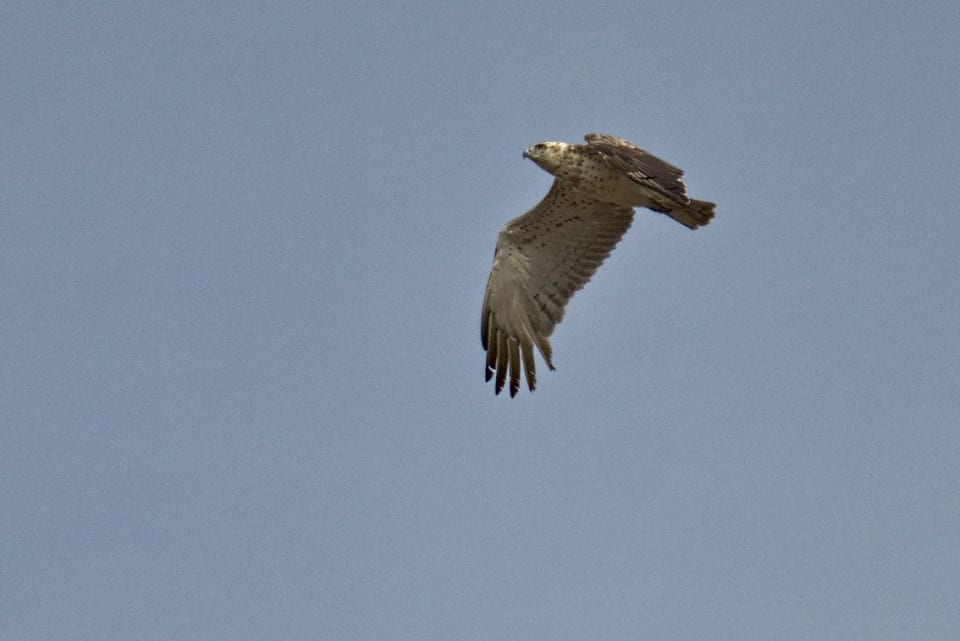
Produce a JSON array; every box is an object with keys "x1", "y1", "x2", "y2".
[{"x1": 481, "y1": 133, "x2": 715, "y2": 397}]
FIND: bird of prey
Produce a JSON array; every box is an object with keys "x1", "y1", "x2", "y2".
[{"x1": 481, "y1": 133, "x2": 715, "y2": 397}]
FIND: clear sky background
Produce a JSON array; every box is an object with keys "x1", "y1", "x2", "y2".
[{"x1": 3, "y1": 2, "x2": 959, "y2": 640}]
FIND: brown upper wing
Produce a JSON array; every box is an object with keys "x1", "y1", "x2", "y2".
[{"x1": 584, "y1": 132, "x2": 691, "y2": 207}]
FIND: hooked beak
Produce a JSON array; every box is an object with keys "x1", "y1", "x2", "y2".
[{"x1": 522, "y1": 151, "x2": 531, "y2": 160}]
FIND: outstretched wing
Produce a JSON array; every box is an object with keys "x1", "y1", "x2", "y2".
[
  {"x1": 481, "y1": 180, "x2": 634, "y2": 396},
  {"x1": 584, "y1": 132, "x2": 690, "y2": 208}
]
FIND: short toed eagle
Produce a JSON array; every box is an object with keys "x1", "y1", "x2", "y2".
[{"x1": 481, "y1": 133, "x2": 715, "y2": 397}]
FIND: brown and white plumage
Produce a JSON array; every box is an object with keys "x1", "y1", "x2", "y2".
[{"x1": 481, "y1": 133, "x2": 715, "y2": 397}]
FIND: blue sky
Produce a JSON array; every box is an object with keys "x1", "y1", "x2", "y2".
[{"x1": 3, "y1": 2, "x2": 959, "y2": 639}]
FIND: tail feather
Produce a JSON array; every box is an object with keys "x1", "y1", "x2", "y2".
[{"x1": 664, "y1": 199, "x2": 716, "y2": 230}]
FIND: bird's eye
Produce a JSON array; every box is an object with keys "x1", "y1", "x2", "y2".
[{"x1": 534, "y1": 143, "x2": 546, "y2": 151}]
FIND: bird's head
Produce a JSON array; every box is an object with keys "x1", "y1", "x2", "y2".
[{"x1": 522, "y1": 141, "x2": 570, "y2": 175}]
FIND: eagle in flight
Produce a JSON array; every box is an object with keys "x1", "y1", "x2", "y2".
[{"x1": 481, "y1": 133, "x2": 715, "y2": 397}]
